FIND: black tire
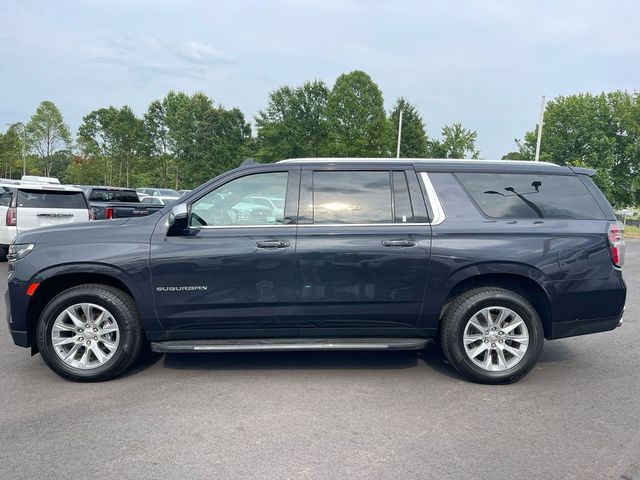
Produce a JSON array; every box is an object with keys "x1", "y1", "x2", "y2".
[
  {"x1": 440, "y1": 287, "x2": 544, "y2": 384},
  {"x1": 36, "y1": 284, "x2": 144, "y2": 382}
]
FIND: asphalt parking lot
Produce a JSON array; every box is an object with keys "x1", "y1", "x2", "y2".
[{"x1": 0, "y1": 243, "x2": 638, "y2": 480}]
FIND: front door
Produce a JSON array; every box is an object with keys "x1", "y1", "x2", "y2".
[
  {"x1": 150, "y1": 167, "x2": 300, "y2": 338},
  {"x1": 294, "y1": 166, "x2": 432, "y2": 336}
]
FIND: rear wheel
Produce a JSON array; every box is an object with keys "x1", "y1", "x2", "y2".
[
  {"x1": 440, "y1": 287, "x2": 544, "y2": 384},
  {"x1": 36, "y1": 284, "x2": 144, "y2": 382}
]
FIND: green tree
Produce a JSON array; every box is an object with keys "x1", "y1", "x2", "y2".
[
  {"x1": 518, "y1": 91, "x2": 640, "y2": 206},
  {"x1": 326, "y1": 70, "x2": 389, "y2": 157},
  {"x1": 0, "y1": 124, "x2": 23, "y2": 178},
  {"x1": 428, "y1": 123, "x2": 479, "y2": 158},
  {"x1": 255, "y1": 80, "x2": 330, "y2": 162},
  {"x1": 144, "y1": 100, "x2": 173, "y2": 187},
  {"x1": 26, "y1": 101, "x2": 71, "y2": 177},
  {"x1": 76, "y1": 106, "x2": 147, "y2": 187},
  {"x1": 389, "y1": 97, "x2": 428, "y2": 157}
]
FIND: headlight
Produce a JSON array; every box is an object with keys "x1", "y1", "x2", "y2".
[{"x1": 7, "y1": 243, "x2": 34, "y2": 262}]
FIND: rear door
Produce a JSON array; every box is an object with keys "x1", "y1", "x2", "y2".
[
  {"x1": 294, "y1": 164, "x2": 432, "y2": 336},
  {"x1": 16, "y1": 188, "x2": 90, "y2": 232}
]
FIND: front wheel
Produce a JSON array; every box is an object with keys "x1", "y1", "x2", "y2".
[
  {"x1": 36, "y1": 284, "x2": 144, "y2": 382},
  {"x1": 440, "y1": 287, "x2": 544, "y2": 384}
]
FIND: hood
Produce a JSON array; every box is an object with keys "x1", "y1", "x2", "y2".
[{"x1": 13, "y1": 218, "x2": 145, "y2": 245}]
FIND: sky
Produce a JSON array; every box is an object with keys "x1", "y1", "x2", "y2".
[{"x1": 1, "y1": 0, "x2": 639, "y2": 158}]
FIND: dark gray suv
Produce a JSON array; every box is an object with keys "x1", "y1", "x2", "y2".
[{"x1": 6, "y1": 158, "x2": 626, "y2": 384}]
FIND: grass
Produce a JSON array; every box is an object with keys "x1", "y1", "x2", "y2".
[{"x1": 625, "y1": 224, "x2": 640, "y2": 238}]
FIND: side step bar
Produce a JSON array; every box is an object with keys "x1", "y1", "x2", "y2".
[{"x1": 150, "y1": 338, "x2": 432, "y2": 353}]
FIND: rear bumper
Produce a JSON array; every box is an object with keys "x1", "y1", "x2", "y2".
[{"x1": 550, "y1": 309, "x2": 624, "y2": 340}]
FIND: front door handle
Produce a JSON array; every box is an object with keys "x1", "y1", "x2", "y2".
[
  {"x1": 256, "y1": 240, "x2": 290, "y2": 249},
  {"x1": 382, "y1": 239, "x2": 417, "y2": 247}
]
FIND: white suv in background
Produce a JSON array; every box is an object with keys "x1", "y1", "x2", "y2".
[{"x1": 0, "y1": 182, "x2": 92, "y2": 256}]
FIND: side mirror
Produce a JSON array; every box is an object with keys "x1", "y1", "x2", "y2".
[{"x1": 167, "y1": 203, "x2": 189, "y2": 236}]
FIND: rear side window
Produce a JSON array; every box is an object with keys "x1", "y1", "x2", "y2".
[
  {"x1": 313, "y1": 171, "x2": 392, "y2": 224},
  {"x1": 0, "y1": 187, "x2": 14, "y2": 207},
  {"x1": 17, "y1": 190, "x2": 88, "y2": 209},
  {"x1": 457, "y1": 173, "x2": 605, "y2": 220}
]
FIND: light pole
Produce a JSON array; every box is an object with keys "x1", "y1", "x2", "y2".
[
  {"x1": 396, "y1": 110, "x2": 403, "y2": 158},
  {"x1": 534, "y1": 96, "x2": 546, "y2": 162}
]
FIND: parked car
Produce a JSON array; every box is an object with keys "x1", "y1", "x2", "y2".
[
  {"x1": 0, "y1": 182, "x2": 91, "y2": 257},
  {"x1": 140, "y1": 196, "x2": 171, "y2": 206},
  {"x1": 80, "y1": 186, "x2": 165, "y2": 220},
  {"x1": 6, "y1": 158, "x2": 626, "y2": 383},
  {"x1": 136, "y1": 188, "x2": 181, "y2": 205}
]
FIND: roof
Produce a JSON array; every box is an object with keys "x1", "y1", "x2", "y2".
[
  {"x1": 0, "y1": 181, "x2": 83, "y2": 192},
  {"x1": 275, "y1": 157, "x2": 572, "y2": 174}
]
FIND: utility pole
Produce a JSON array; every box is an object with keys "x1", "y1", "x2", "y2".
[
  {"x1": 534, "y1": 95, "x2": 546, "y2": 162},
  {"x1": 396, "y1": 110, "x2": 403, "y2": 158}
]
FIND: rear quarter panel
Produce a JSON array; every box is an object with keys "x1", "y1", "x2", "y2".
[{"x1": 421, "y1": 172, "x2": 625, "y2": 333}]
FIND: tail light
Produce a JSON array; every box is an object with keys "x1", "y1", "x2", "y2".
[
  {"x1": 88, "y1": 208, "x2": 96, "y2": 221},
  {"x1": 104, "y1": 207, "x2": 114, "y2": 220},
  {"x1": 6, "y1": 207, "x2": 17, "y2": 226},
  {"x1": 608, "y1": 221, "x2": 625, "y2": 268}
]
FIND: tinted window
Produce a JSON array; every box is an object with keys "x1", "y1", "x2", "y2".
[
  {"x1": 457, "y1": 173, "x2": 605, "y2": 219},
  {"x1": 191, "y1": 172, "x2": 288, "y2": 226},
  {"x1": 88, "y1": 189, "x2": 139, "y2": 202},
  {"x1": 0, "y1": 187, "x2": 14, "y2": 207},
  {"x1": 392, "y1": 171, "x2": 414, "y2": 223},
  {"x1": 17, "y1": 190, "x2": 87, "y2": 209},
  {"x1": 313, "y1": 171, "x2": 392, "y2": 224}
]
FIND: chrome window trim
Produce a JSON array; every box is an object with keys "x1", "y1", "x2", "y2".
[
  {"x1": 420, "y1": 172, "x2": 446, "y2": 225},
  {"x1": 189, "y1": 224, "x2": 295, "y2": 229}
]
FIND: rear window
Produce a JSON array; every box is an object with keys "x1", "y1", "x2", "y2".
[
  {"x1": 17, "y1": 189, "x2": 88, "y2": 209},
  {"x1": 457, "y1": 173, "x2": 606, "y2": 220},
  {"x1": 88, "y1": 189, "x2": 139, "y2": 202}
]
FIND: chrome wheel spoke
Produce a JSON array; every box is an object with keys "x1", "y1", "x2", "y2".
[
  {"x1": 502, "y1": 318, "x2": 524, "y2": 334},
  {"x1": 468, "y1": 342, "x2": 489, "y2": 359},
  {"x1": 51, "y1": 303, "x2": 120, "y2": 370},
  {"x1": 463, "y1": 334, "x2": 483, "y2": 345},
  {"x1": 463, "y1": 305, "x2": 529, "y2": 372}
]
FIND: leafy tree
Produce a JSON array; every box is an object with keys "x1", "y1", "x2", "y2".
[
  {"x1": 145, "y1": 100, "x2": 173, "y2": 187},
  {"x1": 0, "y1": 124, "x2": 23, "y2": 178},
  {"x1": 389, "y1": 97, "x2": 428, "y2": 157},
  {"x1": 517, "y1": 92, "x2": 640, "y2": 206},
  {"x1": 26, "y1": 101, "x2": 71, "y2": 177},
  {"x1": 255, "y1": 80, "x2": 330, "y2": 162},
  {"x1": 326, "y1": 70, "x2": 389, "y2": 157},
  {"x1": 76, "y1": 106, "x2": 147, "y2": 187},
  {"x1": 428, "y1": 123, "x2": 480, "y2": 158}
]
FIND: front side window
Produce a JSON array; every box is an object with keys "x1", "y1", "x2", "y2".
[
  {"x1": 457, "y1": 173, "x2": 606, "y2": 219},
  {"x1": 190, "y1": 172, "x2": 288, "y2": 227},
  {"x1": 313, "y1": 171, "x2": 392, "y2": 224}
]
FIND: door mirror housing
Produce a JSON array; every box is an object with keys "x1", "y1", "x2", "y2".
[{"x1": 167, "y1": 203, "x2": 189, "y2": 235}]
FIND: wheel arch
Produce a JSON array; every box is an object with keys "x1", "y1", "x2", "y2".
[
  {"x1": 25, "y1": 265, "x2": 153, "y2": 351},
  {"x1": 440, "y1": 272, "x2": 553, "y2": 339}
]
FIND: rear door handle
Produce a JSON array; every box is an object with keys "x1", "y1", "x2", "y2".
[
  {"x1": 382, "y1": 239, "x2": 417, "y2": 247},
  {"x1": 256, "y1": 240, "x2": 290, "y2": 249}
]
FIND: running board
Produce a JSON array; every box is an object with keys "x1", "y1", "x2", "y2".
[{"x1": 150, "y1": 338, "x2": 432, "y2": 353}]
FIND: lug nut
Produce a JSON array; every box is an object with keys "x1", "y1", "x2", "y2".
[
  {"x1": 484, "y1": 339, "x2": 489, "y2": 343},
  {"x1": 491, "y1": 327, "x2": 496, "y2": 331},
  {"x1": 78, "y1": 329, "x2": 83, "y2": 333},
  {"x1": 78, "y1": 337, "x2": 84, "y2": 342},
  {"x1": 86, "y1": 341, "x2": 91, "y2": 345},
  {"x1": 93, "y1": 328, "x2": 98, "y2": 332},
  {"x1": 491, "y1": 343, "x2": 496, "y2": 347},
  {"x1": 499, "y1": 339, "x2": 504, "y2": 344},
  {"x1": 85, "y1": 324, "x2": 90, "y2": 328},
  {"x1": 93, "y1": 336, "x2": 98, "y2": 340},
  {"x1": 499, "y1": 331, "x2": 504, "y2": 335}
]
